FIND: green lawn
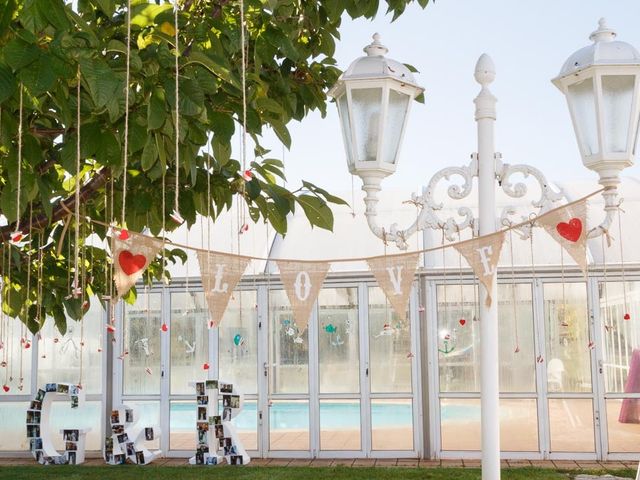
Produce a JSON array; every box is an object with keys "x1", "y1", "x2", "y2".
[{"x1": 0, "y1": 466, "x2": 634, "y2": 480}]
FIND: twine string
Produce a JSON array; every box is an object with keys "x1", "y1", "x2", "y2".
[{"x1": 121, "y1": 0, "x2": 132, "y2": 227}]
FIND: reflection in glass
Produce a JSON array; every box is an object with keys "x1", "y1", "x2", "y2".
[
  {"x1": 269, "y1": 400, "x2": 309, "y2": 450},
  {"x1": 320, "y1": 400, "x2": 361, "y2": 450},
  {"x1": 606, "y1": 398, "x2": 640, "y2": 452},
  {"x1": 548, "y1": 398, "x2": 594, "y2": 452},
  {"x1": 39, "y1": 300, "x2": 103, "y2": 394},
  {"x1": 123, "y1": 292, "x2": 162, "y2": 395},
  {"x1": 371, "y1": 398, "x2": 413, "y2": 450},
  {"x1": 351, "y1": 88, "x2": 382, "y2": 162},
  {"x1": 568, "y1": 78, "x2": 598, "y2": 155},
  {"x1": 368, "y1": 287, "x2": 412, "y2": 393},
  {"x1": 600, "y1": 281, "x2": 640, "y2": 393},
  {"x1": 602, "y1": 75, "x2": 634, "y2": 153},
  {"x1": 318, "y1": 288, "x2": 359, "y2": 394},
  {"x1": 544, "y1": 283, "x2": 591, "y2": 393},
  {"x1": 219, "y1": 291, "x2": 258, "y2": 395},
  {"x1": 170, "y1": 292, "x2": 209, "y2": 394},
  {"x1": 269, "y1": 290, "x2": 309, "y2": 394}
]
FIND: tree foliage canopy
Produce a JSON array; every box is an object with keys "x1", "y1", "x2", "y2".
[{"x1": 0, "y1": 0, "x2": 429, "y2": 334}]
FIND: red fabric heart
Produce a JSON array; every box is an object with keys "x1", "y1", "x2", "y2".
[
  {"x1": 459, "y1": 319, "x2": 466, "y2": 326},
  {"x1": 161, "y1": 323, "x2": 168, "y2": 332},
  {"x1": 624, "y1": 313, "x2": 631, "y2": 321},
  {"x1": 556, "y1": 218, "x2": 582, "y2": 243},
  {"x1": 2, "y1": 385, "x2": 9, "y2": 392},
  {"x1": 119, "y1": 251, "x2": 147, "y2": 276},
  {"x1": 119, "y1": 229, "x2": 129, "y2": 240},
  {"x1": 202, "y1": 363, "x2": 210, "y2": 370}
]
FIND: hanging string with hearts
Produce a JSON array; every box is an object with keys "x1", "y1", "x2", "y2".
[
  {"x1": 78, "y1": 208, "x2": 87, "y2": 388},
  {"x1": 15, "y1": 84, "x2": 23, "y2": 235},
  {"x1": 559, "y1": 242, "x2": 568, "y2": 328},
  {"x1": 121, "y1": 0, "x2": 132, "y2": 228},
  {"x1": 173, "y1": 0, "x2": 181, "y2": 222},
  {"x1": 601, "y1": 235, "x2": 612, "y2": 333},
  {"x1": 441, "y1": 228, "x2": 449, "y2": 348},
  {"x1": 617, "y1": 208, "x2": 630, "y2": 321},
  {"x1": 19, "y1": 202, "x2": 34, "y2": 391},
  {"x1": 508, "y1": 229, "x2": 520, "y2": 353},
  {"x1": 457, "y1": 231, "x2": 465, "y2": 326},
  {"x1": 73, "y1": 66, "x2": 82, "y2": 298}
]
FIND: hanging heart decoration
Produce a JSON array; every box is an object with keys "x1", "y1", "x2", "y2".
[
  {"x1": 2, "y1": 385, "x2": 9, "y2": 392},
  {"x1": 624, "y1": 313, "x2": 631, "y2": 321},
  {"x1": 119, "y1": 229, "x2": 130, "y2": 240},
  {"x1": 119, "y1": 251, "x2": 147, "y2": 276},
  {"x1": 459, "y1": 318, "x2": 466, "y2": 326},
  {"x1": 556, "y1": 218, "x2": 582, "y2": 243},
  {"x1": 202, "y1": 363, "x2": 210, "y2": 370},
  {"x1": 161, "y1": 323, "x2": 168, "y2": 332}
]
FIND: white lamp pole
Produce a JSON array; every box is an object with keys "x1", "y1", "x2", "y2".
[{"x1": 329, "y1": 22, "x2": 640, "y2": 480}]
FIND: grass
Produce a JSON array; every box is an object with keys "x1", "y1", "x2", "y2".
[{"x1": 0, "y1": 466, "x2": 635, "y2": 480}]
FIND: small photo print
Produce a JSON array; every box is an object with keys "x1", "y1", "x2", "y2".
[
  {"x1": 206, "y1": 456, "x2": 218, "y2": 465},
  {"x1": 110, "y1": 411, "x2": 120, "y2": 424},
  {"x1": 30, "y1": 400, "x2": 42, "y2": 411},
  {"x1": 114, "y1": 454, "x2": 126, "y2": 465},
  {"x1": 197, "y1": 406, "x2": 207, "y2": 421},
  {"x1": 112, "y1": 424, "x2": 124, "y2": 435},
  {"x1": 222, "y1": 407, "x2": 232, "y2": 422},
  {"x1": 197, "y1": 430, "x2": 207, "y2": 444},
  {"x1": 230, "y1": 454, "x2": 243, "y2": 465},
  {"x1": 222, "y1": 395, "x2": 231, "y2": 408},
  {"x1": 45, "y1": 383, "x2": 57, "y2": 392},
  {"x1": 70, "y1": 395, "x2": 79, "y2": 409},
  {"x1": 196, "y1": 421, "x2": 209, "y2": 432},
  {"x1": 57, "y1": 383, "x2": 69, "y2": 394},
  {"x1": 230, "y1": 395, "x2": 240, "y2": 409},
  {"x1": 212, "y1": 415, "x2": 222, "y2": 425},
  {"x1": 197, "y1": 445, "x2": 209, "y2": 455},
  {"x1": 27, "y1": 425, "x2": 40, "y2": 438},
  {"x1": 220, "y1": 383, "x2": 233, "y2": 393},
  {"x1": 26, "y1": 411, "x2": 41, "y2": 424},
  {"x1": 36, "y1": 389, "x2": 45, "y2": 401},
  {"x1": 66, "y1": 451, "x2": 76, "y2": 465},
  {"x1": 196, "y1": 382, "x2": 205, "y2": 396},
  {"x1": 116, "y1": 433, "x2": 129, "y2": 444},
  {"x1": 30, "y1": 437, "x2": 43, "y2": 451},
  {"x1": 125, "y1": 442, "x2": 135, "y2": 456},
  {"x1": 197, "y1": 395, "x2": 208, "y2": 405},
  {"x1": 65, "y1": 441, "x2": 77, "y2": 451},
  {"x1": 219, "y1": 437, "x2": 232, "y2": 448},
  {"x1": 125, "y1": 409, "x2": 134, "y2": 423},
  {"x1": 69, "y1": 385, "x2": 79, "y2": 395},
  {"x1": 136, "y1": 450, "x2": 145, "y2": 465},
  {"x1": 214, "y1": 424, "x2": 224, "y2": 439},
  {"x1": 223, "y1": 445, "x2": 232, "y2": 456},
  {"x1": 195, "y1": 450, "x2": 204, "y2": 465},
  {"x1": 145, "y1": 427, "x2": 154, "y2": 441},
  {"x1": 105, "y1": 436, "x2": 113, "y2": 452},
  {"x1": 106, "y1": 453, "x2": 114, "y2": 464},
  {"x1": 205, "y1": 380, "x2": 218, "y2": 390},
  {"x1": 63, "y1": 430, "x2": 79, "y2": 442}
]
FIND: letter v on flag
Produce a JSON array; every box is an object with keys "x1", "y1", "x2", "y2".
[{"x1": 367, "y1": 253, "x2": 420, "y2": 319}]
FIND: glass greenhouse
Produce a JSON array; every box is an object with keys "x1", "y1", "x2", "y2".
[{"x1": 1, "y1": 177, "x2": 640, "y2": 462}]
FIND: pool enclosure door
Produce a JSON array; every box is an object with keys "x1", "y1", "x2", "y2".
[{"x1": 265, "y1": 283, "x2": 421, "y2": 458}]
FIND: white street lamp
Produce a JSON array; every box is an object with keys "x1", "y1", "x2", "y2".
[{"x1": 331, "y1": 22, "x2": 640, "y2": 480}]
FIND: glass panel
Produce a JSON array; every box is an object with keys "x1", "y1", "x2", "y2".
[
  {"x1": 219, "y1": 290, "x2": 258, "y2": 395},
  {"x1": 548, "y1": 398, "x2": 595, "y2": 452},
  {"x1": 124, "y1": 401, "x2": 160, "y2": 450},
  {"x1": 371, "y1": 398, "x2": 413, "y2": 450},
  {"x1": 0, "y1": 318, "x2": 32, "y2": 395},
  {"x1": 0, "y1": 402, "x2": 30, "y2": 450},
  {"x1": 269, "y1": 290, "x2": 308, "y2": 394},
  {"x1": 382, "y1": 89, "x2": 410, "y2": 164},
  {"x1": 50, "y1": 400, "x2": 102, "y2": 450},
  {"x1": 606, "y1": 398, "x2": 640, "y2": 452},
  {"x1": 38, "y1": 301, "x2": 103, "y2": 394},
  {"x1": 499, "y1": 399, "x2": 538, "y2": 451},
  {"x1": 318, "y1": 288, "x2": 359, "y2": 394},
  {"x1": 543, "y1": 283, "x2": 592, "y2": 393},
  {"x1": 568, "y1": 77, "x2": 599, "y2": 155},
  {"x1": 440, "y1": 398, "x2": 480, "y2": 450},
  {"x1": 269, "y1": 400, "x2": 309, "y2": 450},
  {"x1": 170, "y1": 400, "x2": 196, "y2": 450},
  {"x1": 351, "y1": 88, "x2": 382, "y2": 162},
  {"x1": 320, "y1": 400, "x2": 361, "y2": 450},
  {"x1": 337, "y1": 94, "x2": 354, "y2": 167},
  {"x1": 235, "y1": 399, "x2": 258, "y2": 450},
  {"x1": 368, "y1": 286, "x2": 412, "y2": 393},
  {"x1": 602, "y1": 75, "x2": 635, "y2": 152},
  {"x1": 170, "y1": 292, "x2": 209, "y2": 394},
  {"x1": 600, "y1": 281, "x2": 640, "y2": 393},
  {"x1": 123, "y1": 292, "x2": 162, "y2": 395}
]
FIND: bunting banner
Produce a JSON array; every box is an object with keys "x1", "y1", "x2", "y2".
[
  {"x1": 367, "y1": 253, "x2": 419, "y2": 319},
  {"x1": 536, "y1": 198, "x2": 588, "y2": 275},
  {"x1": 113, "y1": 233, "x2": 164, "y2": 299},
  {"x1": 276, "y1": 260, "x2": 330, "y2": 334},
  {"x1": 453, "y1": 231, "x2": 505, "y2": 306},
  {"x1": 197, "y1": 251, "x2": 251, "y2": 328}
]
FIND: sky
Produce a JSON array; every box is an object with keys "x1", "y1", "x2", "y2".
[{"x1": 253, "y1": 0, "x2": 640, "y2": 199}]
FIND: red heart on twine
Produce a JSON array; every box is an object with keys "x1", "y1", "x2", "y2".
[
  {"x1": 2, "y1": 385, "x2": 9, "y2": 392},
  {"x1": 556, "y1": 218, "x2": 582, "y2": 243},
  {"x1": 459, "y1": 319, "x2": 466, "y2": 326},
  {"x1": 161, "y1": 323, "x2": 168, "y2": 332},
  {"x1": 202, "y1": 363, "x2": 210, "y2": 370},
  {"x1": 624, "y1": 313, "x2": 631, "y2": 321},
  {"x1": 106, "y1": 324, "x2": 116, "y2": 334},
  {"x1": 119, "y1": 251, "x2": 147, "y2": 275},
  {"x1": 119, "y1": 229, "x2": 130, "y2": 240}
]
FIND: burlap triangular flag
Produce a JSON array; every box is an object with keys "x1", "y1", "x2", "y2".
[
  {"x1": 453, "y1": 231, "x2": 505, "y2": 306},
  {"x1": 367, "y1": 253, "x2": 419, "y2": 319},
  {"x1": 112, "y1": 233, "x2": 164, "y2": 299},
  {"x1": 536, "y1": 199, "x2": 588, "y2": 275},
  {"x1": 276, "y1": 260, "x2": 330, "y2": 334},
  {"x1": 197, "y1": 251, "x2": 251, "y2": 328}
]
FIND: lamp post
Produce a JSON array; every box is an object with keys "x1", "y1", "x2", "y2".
[{"x1": 329, "y1": 20, "x2": 640, "y2": 480}]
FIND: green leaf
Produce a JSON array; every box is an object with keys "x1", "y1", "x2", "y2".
[
  {"x1": 210, "y1": 111, "x2": 234, "y2": 140},
  {"x1": 92, "y1": 0, "x2": 116, "y2": 17},
  {"x1": 0, "y1": 0, "x2": 17, "y2": 33},
  {"x1": 37, "y1": 0, "x2": 70, "y2": 30},
  {"x1": 141, "y1": 135, "x2": 158, "y2": 171},
  {"x1": 147, "y1": 88, "x2": 167, "y2": 130},
  {"x1": 296, "y1": 194, "x2": 334, "y2": 231},
  {"x1": 270, "y1": 119, "x2": 291, "y2": 149},
  {"x1": 3, "y1": 37, "x2": 40, "y2": 71},
  {"x1": 18, "y1": 54, "x2": 56, "y2": 95},
  {"x1": 79, "y1": 58, "x2": 122, "y2": 109},
  {"x1": 0, "y1": 63, "x2": 17, "y2": 104},
  {"x1": 51, "y1": 304, "x2": 67, "y2": 335},
  {"x1": 302, "y1": 180, "x2": 348, "y2": 205}
]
